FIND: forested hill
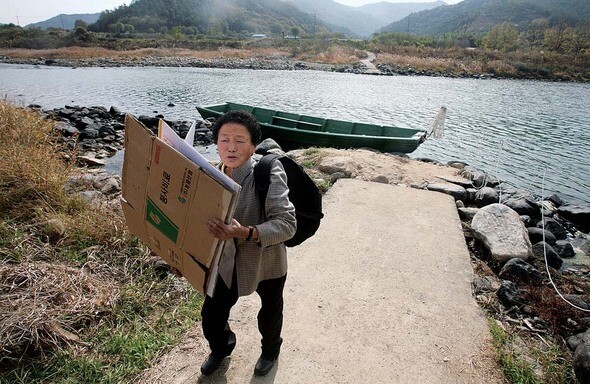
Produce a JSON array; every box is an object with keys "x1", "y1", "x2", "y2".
[
  {"x1": 90, "y1": 0, "x2": 323, "y2": 36},
  {"x1": 380, "y1": 0, "x2": 590, "y2": 36},
  {"x1": 25, "y1": 14, "x2": 100, "y2": 30},
  {"x1": 285, "y1": 0, "x2": 445, "y2": 37}
]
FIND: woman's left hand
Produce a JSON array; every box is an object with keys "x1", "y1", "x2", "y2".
[{"x1": 207, "y1": 217, "x2": 243, "y2": 240}]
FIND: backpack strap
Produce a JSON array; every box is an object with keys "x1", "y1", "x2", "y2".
[{"x1": 253, "y1": 153, "x2": 282, "y2": 215}]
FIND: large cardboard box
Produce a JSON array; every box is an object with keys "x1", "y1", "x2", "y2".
[{"x1": 121, "y1": 115, "x2": 240, "y2": 296}]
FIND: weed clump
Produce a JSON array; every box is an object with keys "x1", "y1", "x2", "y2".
[
  {"x1": 0, "y1": 102, "x2": 202, "y2": 383},
  {"x1": 0, "y1": 102, "x2": 72, "y2": 220}
]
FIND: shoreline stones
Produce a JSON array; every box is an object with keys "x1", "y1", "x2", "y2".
[
  {"x1": 3, "y1": 56, "x2": 335, "y2": 72},
  {"x1": 2, "y1": 55, "x2": 585, "y2": 82},
  {"x1": 36, "y1": 104, "x2": 214, "y2": 167},
  {"x1": 428, "y1": 164, "x2": 590, "y2": 383}
]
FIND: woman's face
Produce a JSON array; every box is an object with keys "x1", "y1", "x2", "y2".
[{"x1": 217, "y1": 122, "x2": 256, "y2": 169}]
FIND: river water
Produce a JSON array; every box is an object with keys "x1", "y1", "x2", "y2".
[{"x1": 1, "y1": 63, "x2": 589, "y2": 205}]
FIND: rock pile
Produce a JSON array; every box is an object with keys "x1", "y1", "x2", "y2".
[
  {"x1": 2, "y1": 56, "x2": 335, "y2": 72},
  {"x1": 427, "y1": 163, "x2": 590, "y2": 381},
  {"x1": 30, "y1": 104, "x2": 214, "y2": 168}
]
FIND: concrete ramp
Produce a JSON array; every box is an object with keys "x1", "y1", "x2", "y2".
[
  {"x1": 138, "y1": 179, "x2": 501, "y2": 383},
  {"x1": 361, "y1": 51, "x2": 381, "y2": 75}
]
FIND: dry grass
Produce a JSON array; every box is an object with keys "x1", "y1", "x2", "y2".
[
  {"x1": 0, "y1": 102, "x2": 129, "y2": 359},
  {"x1": 0, "y1": 45, "x2": 359, "y2": 64},
  {"x1": 0, "y1": 47, "x2": 291, "y2": 60},
  {"x1": 376, "y1": 52, "x2": 486, "y2": 74},
  {"x1": 0, "y1": 102, "x2": 73, "y2": 220},
  {"x1": 0, "y1": 102, "x2": 203, "y2": 382},
  {"x1": 294, "y1": 45, "x2": 363, "y2": 64},
  {"x1": 0, "y1": 101, "x2": 126, "y2": 244},
  {"x1": 0, "y1": 261, "x2": 119, "y2": 356},
  {"x1": 376, "y1": 51, "x2": 527, "y2": 77}
]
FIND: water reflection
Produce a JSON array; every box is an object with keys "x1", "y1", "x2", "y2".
[{"x1": 1, "y1": 64, "x2": 588, "y2": 205}]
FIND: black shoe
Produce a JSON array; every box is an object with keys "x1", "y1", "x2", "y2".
[
  {"x1": 201, "y1": 354, "x2": 224, "y2": 376},
  {"x1": 254, "y1": 355, "x2": 277, "y2": 376}
]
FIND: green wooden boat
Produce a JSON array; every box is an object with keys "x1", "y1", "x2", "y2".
[{"x1": 196, "y1": 102, "x2": 428, "y2": 153}]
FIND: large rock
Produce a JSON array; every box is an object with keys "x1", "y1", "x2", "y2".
[
  {"x1": 458, "y1": 207, "x2": 479, "y2": 222},
  {"x1": 435, "y1": 175, "x2": 472, "y2": 188},
  {"x1": 54, "y1": 121, "x2": 78, "y2": 137},
  {"x1": 502, "y1": 197, "x2": 538, "y2": 217},
  {"x1": 497, "y1": 280, "x2": 526, "y2": 308},
  {"x1": 554, "y1": 240, "x2": 576, "y2": 258},
  {"x1": 547, "y1": 194, "x2": 566, "y2": 207},
  {"x1": 78, "y1": 127, "x2": 99, "y2": 140},
  {"x1": 568, "y1": 330, "x2": 590, "y2": 351},
  {"x1": 498, "y1": 258, "x2": 542, "y2": 285},
  {"x1": 574, "y1": 344, "x2": 590, "y2": 384},
  {"x1": 99, "y1": 125, "x2": 116, "y2": 138},
  {"x1": 472, "y1": 275, "x2": 501, "y2": 294},
  {"x1": 471, "y1": 203, "x2": 532, "y2": 262},
  {"x1": 531, "y1": 242, "x2": 563, "y2": 270},
  {"x1": 77, "y1": 155, "x2": 106, "y2": 167},
  {"x1": 473, "y1": 186, "x2": 499, "y2": 207},
  {"x1": 317, "y1": 156, "x2": 361, "y2": 178},
  {"x1": 537, "y1": 217, "x2": 567, "y2": 240},
  {"x1": 527, "y1": 227, "x2": 556, "y2": 245},
  {"x1": 426, "y1": 182, "x2": 467, "y2": 202},
  {"x1": 563, "y1": 294, "x2": 590, "y2": 310},
  {"x1": 460, "y1": 166, "x2": 499, "y2": 188},
  {"x1": 41, "y1": 218, "x2": 66, "y2": 241},
  {"x1": 558, "y1": 205, "x2": 590, "y2": 232}
]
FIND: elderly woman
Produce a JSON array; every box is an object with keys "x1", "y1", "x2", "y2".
[{"x1": 201, "y1": 110, "x2": 296, "y2": 376}]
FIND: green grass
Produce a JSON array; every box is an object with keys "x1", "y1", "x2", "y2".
[
  {"x1": 303, "y1": 147, "x2": 320, "y2": 156},
  {"x1": 489, "y1": 319, "x2": 541, "y2": 384},
  {"x1": 487, "y1": 318, "x2": 573, "y2": 384},
  {"x1": 302, "y1": 160, "x2": 315, "y2": 169}
]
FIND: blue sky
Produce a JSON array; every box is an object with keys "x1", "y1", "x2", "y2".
[{"x1": 0, "y1": 0, "x2": 463, "y2": 26}]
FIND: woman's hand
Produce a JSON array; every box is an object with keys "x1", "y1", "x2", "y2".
[{"x1": 207, "y1": 217, "x2": 244, "y2": 240}]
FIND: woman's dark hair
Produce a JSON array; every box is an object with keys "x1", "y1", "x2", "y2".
[{"x1": 211, "y1": 110, "x2": 262, "y2": 145}]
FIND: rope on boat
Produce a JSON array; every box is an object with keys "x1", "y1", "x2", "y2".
[{"x1": 426, "y1": 106, "x2": 447, "y2": 139}]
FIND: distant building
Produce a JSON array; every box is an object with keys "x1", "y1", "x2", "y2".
[{"x1": 251, "y1": 34, "x2": 267, "y2": 38}]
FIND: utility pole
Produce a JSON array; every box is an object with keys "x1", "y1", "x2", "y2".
[
  {"x1": 16, "y1": 15, "x2": 20, "y2": 26},
  {"x1": 60, "y1": 14, "x2": 65, "y2": 29}
]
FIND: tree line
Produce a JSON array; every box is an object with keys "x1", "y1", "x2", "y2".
[{"x1": 372, "y1": 18, "x2": 590, "y2": 56}]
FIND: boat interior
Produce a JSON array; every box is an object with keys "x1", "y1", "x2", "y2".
[{"x1": 207, "y1": 102, "x2": 422, "y2": 138}]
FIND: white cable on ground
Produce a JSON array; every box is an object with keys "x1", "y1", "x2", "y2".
[{"x1": 541, "y1": 167, "x2": 590, "y2": 312}]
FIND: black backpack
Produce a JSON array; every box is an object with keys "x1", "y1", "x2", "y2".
[{"x1": 254, "y1": 147, "x2": 324, "y2": 247}]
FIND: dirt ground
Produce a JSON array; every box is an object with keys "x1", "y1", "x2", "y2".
[
  {"x1": 136, "y1": 150, "x2": 503, "y2": 383},
  {"x1": 288, "y1": 147, "x2": 467, "y2": 188}
]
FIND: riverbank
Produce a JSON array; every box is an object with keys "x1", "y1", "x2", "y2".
[
  {"x1": 2, "y1": 102, "x2": 590, "y2": 382},
  {"x1": 2, "y1": 47, "x2": 587, "y2": 82}
]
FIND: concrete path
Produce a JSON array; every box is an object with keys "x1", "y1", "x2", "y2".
[
  {"x1": 361, "y1": 51, "x2": 381, "y2": 75},
  {"x1": 137, "y1": 179, "x2": 502, "y2": 383}
]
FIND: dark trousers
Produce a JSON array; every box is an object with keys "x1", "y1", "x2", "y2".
[{"x1": 201, "y1": 272, "x2": 286, "y2": 360}]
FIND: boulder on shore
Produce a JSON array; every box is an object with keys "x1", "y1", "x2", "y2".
[{"x1": 471, "y1": 203, "x2": 532, "y2": 262}]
